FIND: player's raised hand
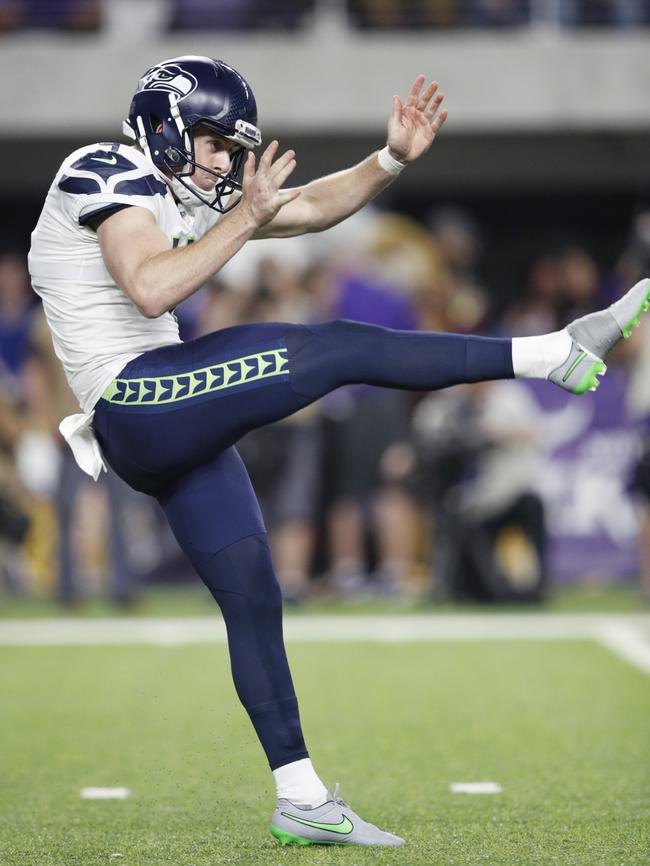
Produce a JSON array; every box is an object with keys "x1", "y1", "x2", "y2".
[
  {"x1": 386, "y1": 76, "x2": 448, "y2": 164},
  {"x1": 239, "y1": 141, "x2": 300, "y2": 227}
]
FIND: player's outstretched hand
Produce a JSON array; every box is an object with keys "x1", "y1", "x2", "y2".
[
  {"x1": 239, "y1": 140, "x2": 300, "y2": 227},
  {"x1": 386, "y1": 76, "x2": 448, "y2": 164}
]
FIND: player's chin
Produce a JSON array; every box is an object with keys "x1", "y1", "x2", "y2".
[
  {"x1": 189, "y1": 171, "x2": 218, "y2": 191},
  {"x1": 196, "y1": 178, "x2": 217, "y2": 192}
]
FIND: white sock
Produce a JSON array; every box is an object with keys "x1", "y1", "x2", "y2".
[
  {"x1": 511, "y1": 329, "x2": 572, "y2": 379},
  {"x1": 273, "y1": 758, "x2": 329, "y2": 807}
]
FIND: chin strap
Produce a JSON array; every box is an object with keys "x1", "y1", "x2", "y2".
[
  {"x1": 134, "y1": 116, "x2": 153, "y2": 162},
  {"x1": 167, "y1": 174, "x2": 207, "y2": 215}
]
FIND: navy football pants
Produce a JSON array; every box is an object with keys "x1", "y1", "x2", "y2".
[{"x1": 93, "y1": 320, "x2": 513, "y2": 769}]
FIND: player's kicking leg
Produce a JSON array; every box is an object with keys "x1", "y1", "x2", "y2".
[{"x1": 512, "y1": 278, "x2": 650, "y2": 393}]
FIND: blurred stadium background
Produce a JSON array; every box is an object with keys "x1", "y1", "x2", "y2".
[{"x1": 1, "y1": 0, "x2": 650, "y2": 608}]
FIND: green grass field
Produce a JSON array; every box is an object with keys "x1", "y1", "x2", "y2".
[{"x1": 1, "y1": 631, "x2": 649, "y2": 865}]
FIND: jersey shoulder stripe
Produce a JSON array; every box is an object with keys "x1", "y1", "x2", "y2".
[
  {"x1": 58, "y1": 175, "x2": 101, "y2": 195},
  {"x1": 114, "y1": 175, "x2": 168, "y2": 198},
  {"x1": 71, "y1": 150, "x2": 138, "y2": 179},
  {"x1": 57, "y1": 143, "x2": 169, "y2": 200},
  {"x1": 58, "y1": 172, "x2": 168, "y2": 198}
]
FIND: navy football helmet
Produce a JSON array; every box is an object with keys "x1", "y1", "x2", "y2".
[{"x1": 123, "y1": 55, "x2": 261, "y2": 212}]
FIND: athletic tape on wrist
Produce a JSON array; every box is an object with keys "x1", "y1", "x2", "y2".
[{"x1": 377, "y1": 146, "x2": 407, "y2": 176}]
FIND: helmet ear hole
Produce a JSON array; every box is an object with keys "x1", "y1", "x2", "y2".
[{"x1": 150, "y1": 114, "x2": 163, "y2": 134}]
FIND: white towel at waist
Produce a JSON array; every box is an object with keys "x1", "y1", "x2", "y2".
[{"x1": 59, "y1": 412, "x2": 107, "y2": 481}]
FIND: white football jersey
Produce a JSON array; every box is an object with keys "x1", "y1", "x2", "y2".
[{"x1": 29, "y1": 142, "x2": 219, "y2": 414}]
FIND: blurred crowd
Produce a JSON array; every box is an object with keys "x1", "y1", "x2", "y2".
[
  {"x1": 1, "y1": 203, "x2": 650, "y2": 608},
  {"x1": 0, "y1": 0, "x2": 648, "y2": 32}
]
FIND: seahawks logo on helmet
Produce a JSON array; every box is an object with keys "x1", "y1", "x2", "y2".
[{"x1": 139, "y1": 63, "x2": 198, "y2": 98}]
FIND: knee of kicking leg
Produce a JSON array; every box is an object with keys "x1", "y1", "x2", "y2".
[
  {"x1": 288, "y1": 319, "x2": 377, "y2": 396},
  {"x1": 316, "y1": 319, "x2": 379, "y2": 343}
]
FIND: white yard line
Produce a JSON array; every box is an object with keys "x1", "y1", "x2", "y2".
[
  {"x1": 81, "y1": 787, "x2": 130, "y2": 800},
  {"x1": 449, "y1": 782, "x2": 503, "y2": 794},
  {"x1": 1, "y1": 613, "x2": 650, "y2": 676},
  {"x1": 597, "y1": 623, "x2": 650, "y2": 676}
]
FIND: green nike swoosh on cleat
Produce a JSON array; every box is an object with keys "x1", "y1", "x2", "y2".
[
  {"x1": 90, "y1": 154, "x2": 117, "y2": 165},
  {"x1": 280, "y1": 811, "x2": 354, "y2": 835},
  {"x1": 562, "y1": 350, "x2": 587, "y2": 383}
]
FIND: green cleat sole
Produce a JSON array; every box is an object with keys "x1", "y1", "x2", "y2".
[
  {"x1": 622, "y1": 283, "x2": 650, "y2": 339},
  {"x1": 575, "y1": 360, "x2": 607, "y2": 395},
  {"x1": 270, "y1": 826, "x2": 314, "y2": 845},
  {"x1": 270, "y1": 825, "x2": 349, "y2": 846}
]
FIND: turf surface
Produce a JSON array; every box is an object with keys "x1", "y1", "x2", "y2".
[{"x1": 1, "y1": 639, "x2": 648, "y2": 865}]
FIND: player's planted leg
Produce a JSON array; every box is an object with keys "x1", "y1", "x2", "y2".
[{"x1": 153, "y1": 453, "x2": 400, "y2": 844}]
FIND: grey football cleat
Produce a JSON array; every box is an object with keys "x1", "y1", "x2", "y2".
[
  {"x1": 549, "y1": 277, "x2": 650, "y2": 395},
  {"x1": 548, "y1": 341, "x2": 607, "y2": 395},
  {"x1": 270, "y1": 783, "x2": 405, "y2": 847},
  {"x1": 568, "y1": 277, "x2": 650, "y2": 354}
]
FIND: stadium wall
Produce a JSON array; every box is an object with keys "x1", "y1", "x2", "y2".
[{"x1": 2, "y1": 30, "x2": 649, "y2": 134}]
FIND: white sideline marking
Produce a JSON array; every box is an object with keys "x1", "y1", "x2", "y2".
[
  {"x1": 450, "y1": 782, "x2": 502, "y2": 794},
  {"x1": 597, "y1": 624, "x2": 650, "y2": 676},
  {"x1": 1, "y1": 614, "x2": 650, "y2": 677},
  {"x1": 81, "y1": 787, "x2": 130, "y2": 800}
]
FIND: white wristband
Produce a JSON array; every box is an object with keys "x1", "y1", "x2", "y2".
[{"x1": 377, "y1": 146, "x2": 407, "y2": 176}]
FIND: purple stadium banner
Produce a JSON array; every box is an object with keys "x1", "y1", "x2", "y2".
[{"x1": 525, "y1": 369, "x2": 641, "y2": 582}]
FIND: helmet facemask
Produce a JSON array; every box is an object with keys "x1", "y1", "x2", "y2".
[
  {"x1": 162, "y1": 126, "x2": 248, "y2": 214},
  {"x1": 125, "y1": 63, "x2": 262, "y2": 214},
  {"x1": 131, "y1": 100, "x2": 254, "y2": 213}
]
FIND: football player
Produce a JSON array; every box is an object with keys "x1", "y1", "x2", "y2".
[{"x1": 29, "y1": 55, "x2": 649, "y2": 847}]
